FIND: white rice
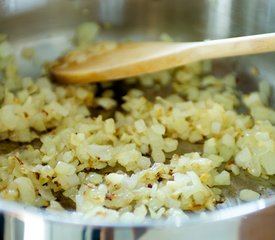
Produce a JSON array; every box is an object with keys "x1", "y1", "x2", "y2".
[
  {"x1": 239, "y1": 189, "x2": 260, "y2": 202},
  {"x1": 0, "y1": 24, "x2": 274, "y2": 221}
]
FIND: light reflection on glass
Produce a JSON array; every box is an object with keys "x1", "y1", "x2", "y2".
[
  {"x1": 207, "y1": 0, "x2": 232, "y2": 38},
  {"x1": 3, "y1": 0, "x2": 46, "y2": 15},
  {"x1": 23, "y1": 215, "x2": 46, "y2": 240},
  {"x1": 99, "y1": 0, "x2": 124, "y2": 25}
]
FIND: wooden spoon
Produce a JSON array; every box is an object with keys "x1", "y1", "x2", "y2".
[{"x1": 51, "y1": 33, "x2": 275, "y2": 84}]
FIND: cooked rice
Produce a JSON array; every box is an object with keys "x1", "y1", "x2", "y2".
[
  {"x1": 239, "y1": 189, "x2": 260, "y2": 202},
  {"x1": 0, "y1": 24, "x2": 275, "y2": 221}
]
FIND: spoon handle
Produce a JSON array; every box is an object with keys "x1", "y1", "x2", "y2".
[
  {"x1": 51, "y1": 33, "x2": 275, "y2": 83},
  {"x1": 192, "y1": 33, "x2": 275, "y2": 62}
]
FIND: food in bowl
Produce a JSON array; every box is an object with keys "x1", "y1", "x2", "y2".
[{"x1": 0, "y1": 23, "x2": 274, "y2": 221}]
